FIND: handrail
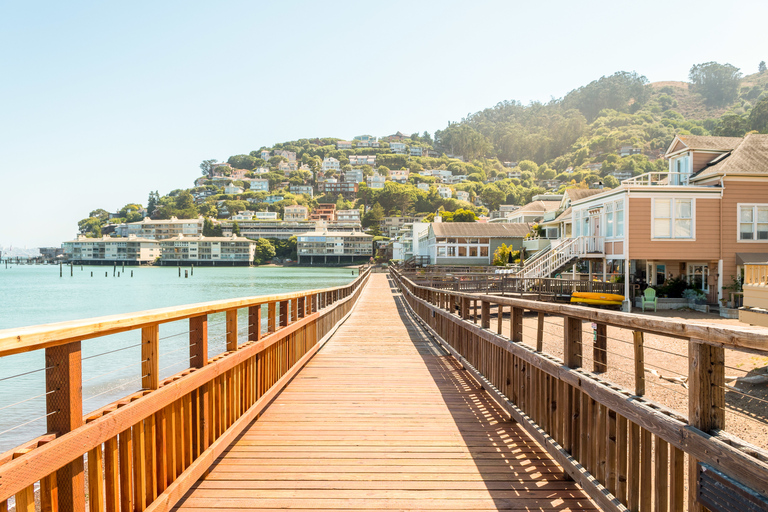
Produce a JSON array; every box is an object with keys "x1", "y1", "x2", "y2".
[
  {"x1": 391, "y1": 267, "x2": 768, "y2": 511},
  {"x1": 0, "y1": 266, "x2": 372, "y2": 512},
  {"x1": 621, "y1": 171, "x2": 690, "y2": 186}
]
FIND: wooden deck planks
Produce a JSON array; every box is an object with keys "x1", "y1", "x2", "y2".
[{"x1": 174, "y1": 274, "x2": 596, "y2": 511}]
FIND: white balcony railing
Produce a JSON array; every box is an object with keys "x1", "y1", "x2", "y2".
[
  {"x1": 622, "y1": 172, "x2": 691, "y2": 186},
  {"x1": 577, "y1": 236, "x2": 605, "y2": 255}
]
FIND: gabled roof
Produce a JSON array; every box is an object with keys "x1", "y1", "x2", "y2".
[
  {"x1": 564, "y1": 188, "x2": 604, "y2": 203},
  {"x1": 692, "y1": 134, "x2": 768, "y2": 181},
  {"x1": 431, "y1": 222, "x2": 531, "y2": 238},
  {"x1": 509, "y1": 200, "x2": 561, "y2": 216},
  {"x1": 665, "y1": 135, "x2": 742, "y2": 156}
]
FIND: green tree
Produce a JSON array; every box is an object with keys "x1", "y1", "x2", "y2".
[
  {"x1": 89, "y1": 209, "x2": 109, "y2": 222},
  {"x1": 362, "y1": 202, "x2": 384, "y2": 229},
  {"x1": 78, "y1": 217, "x2": 102, "y2": 237},
  {"x1": 232, "y1": 221, "x2": 241, "y2": 236},
  {"x1": 689, "y1": 62, "x2": 742, "y2": 106},
  {"x1": 760, "y1": 61, "x2": 767, "y2": 73},
  {"x1": 603, "y1": 175, "x2": 620, "y2": 188},
  {"x1": 200, "y1": 159, "x2": 218, "y2": 178},
  {"x1": 147, "y1": 191, "x2": 159, "y2": 217},
  {"x1": 480, "y1": 186, "x2": 506, "y2": 211},
  {"x1": 749, "y1": 98, "x2": 768, "y2": 133},
  {"x1": 254, "y1": 238, "x2": 276, "y2": 265},
  {"x1": 451, "y1": 209, "x2": 477, "y2": 222}
]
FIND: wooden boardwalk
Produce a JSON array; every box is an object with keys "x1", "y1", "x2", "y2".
[{"x1": 174, "y1": 274, "x2": 597, "y2": 511}]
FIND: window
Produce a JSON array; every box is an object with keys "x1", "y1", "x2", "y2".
[
  {"x1": 687, "y1": 264, "x2": 709, "y2": 292},
  {"x1": 738, "y1": 205, "x2": 768, "y2": 241},
  {"x1": 469, "y1": 247, "x2": 478, "y2": 257},
  {"x1": 447, "y1": 246, "x2": 456, "y2": 257},
  {"x1": 615, "y1": 200, "x2": 624, "y2": 237},
  {"x1": 480, "y1": 246, "x2": 489, "y2": 257},
  {"x1": 458, "y1": 247, "x2": 466, "y2": 257},
  {"x1": 653, "y1": 198, "x2": 693, "y2": 239},
  {"x1": 606, "y1": 203, "x2": 614, "y2": 238}
]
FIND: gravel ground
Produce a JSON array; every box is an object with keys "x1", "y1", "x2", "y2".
[{"x1": 483, "y1": 307, "x2": 768, "y2": 451}]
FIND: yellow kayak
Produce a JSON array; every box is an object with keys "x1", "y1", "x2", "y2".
[{"x1": 570, "y1": 292, "x2": 625, "y2": 306}]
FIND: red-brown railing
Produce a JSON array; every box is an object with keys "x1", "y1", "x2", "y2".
[{"x1": 0, "y1": 267, "x2": 370, "y2": 512}]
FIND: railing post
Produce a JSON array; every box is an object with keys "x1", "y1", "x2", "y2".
[
  {"x1": 461, "y1": 297, "x2": 470, "y2": 320},
  {"x1": 279, "y1": 300, "x2": 289, "y2": 328},
  {"x1": 563, "y1": 317, "x2": 582, "y2": 368},
  {"x1": 511, "y1": 307, "x2": 523, "y2": 343},
  {"x1": 190, "y1": 315, "x2": 208, "y2": 368},
  {"x1": 45, "y1": 342, "x2": 85, "y2": 512},
  {"x1": 633, "y1": 331, "x2": 645, "y2": 396},
  {"x1": 249, "y1": 305, "x2": 262, "y2": 341},
  {"x1": 268, "y1": 302, "x2": 276, "y2": 332},
  {"x1": 536, "y1": 312, "x2": 545, "y2": 351},
  {"x1": 297, "y1": 297, "x2": 305, "y2": 319},
  {"x1": 594, "y1": 323, "x2": 607, "y2": 373},
  {"x1": 291, "y1": 298, "x2": 298, "y2": 322},
  {"x1": 226, "y1": 310, "x2": 238, "y2": 352},
  {"x1": 481, "y1": 301, "x2": 490, "y2": 329},
  {"x1": 142, "y1": 325, "x2": 159, "y2": 390},
  {"x1": 688, "y1": 338, "x2": 725, "y2": 512}
]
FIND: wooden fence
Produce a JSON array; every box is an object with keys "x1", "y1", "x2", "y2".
[
  {"x1": 0, "y1": 267, "x2": 371, "y2": 512},
  {"x1": 403, "y1": 272, "x2": 627, "y2": 298},
  {"x1": 391, "y1": 267, "x2": 768, "y2": 512}
]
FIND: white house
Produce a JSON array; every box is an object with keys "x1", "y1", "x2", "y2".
[
  {"x1": 247, "y1": 179, "x2": 270, "y2": 192},
  {"x1": 336, "y1": 141, "x2": 353, "y2": 150},
  {"x1": 224, "y1": 182, "x2": 244, "y2": 195},
  {"x1": 349, "y1": 155, "x2": 376, "y2": 166},
  {"x1": 322, "y1": 157, "x2": 340, "y2": 172},
  {"x1": 390, "y1": 169, "x2": 410, "y2": 183},
  {"x1": 437, "y1": 186, "x2": 452, "y2": 199},
  {"x1": 367, "y1": 173, "x2": 386, "y2": 190},
  {"x1": 265, "y1": 195, "x2": 284, "y2": 204},
  {"x1": 391, "y1": 142, "x2": 407, "y2": 154},
  {"x1": 456, "y1": 190, "x2": 470, "y2": 202},
  {"x1": 289, "y1": 185, "x2": 314, "y2": 196},
  {"x1": 417, "y1": 183, "x2": 430, "y2": 191}
]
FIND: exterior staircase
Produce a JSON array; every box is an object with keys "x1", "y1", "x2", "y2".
[{"x1": 519, "y1": 237, "x2": 580, "y2": 279}]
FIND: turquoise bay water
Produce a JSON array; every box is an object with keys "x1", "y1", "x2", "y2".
[{"x1": 0, "y1": 264, "x2": 357, "y2": 451}]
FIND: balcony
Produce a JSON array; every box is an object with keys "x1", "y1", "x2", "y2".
[{"x1": 621, "y1": 172, "x2": 691, "y2": 187}]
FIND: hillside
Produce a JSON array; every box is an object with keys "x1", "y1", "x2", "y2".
[{"x1": 75, "y1": 62, "x2": 768, "y2": 239}]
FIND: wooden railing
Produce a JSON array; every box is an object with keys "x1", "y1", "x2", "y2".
[
  {"x1": 391, "y1": 267, "x2": 768, "y2": 512},
  {"x1": 0, "y1": 267, "x2": 371, "y2": 512},
  {"x1": 403, "y1": 273, "x2": 627, "y2": 298},
  {"x1": 745, "y1": 263, "x2": 768, "y2": 285}
]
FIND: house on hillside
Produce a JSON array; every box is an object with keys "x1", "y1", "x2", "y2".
[
  {"x1": 336, "y1": 141, "x2": 353, "y2": 150},
  {"x1": 499, "y1": 196, "x2": 562, "y2": 224},
  {"x1": 391, "y1": 142, "x2": 407, "y2": 154},
  {"x1": 349, "y1": 155, "x2": 376, "y2": 166},
  {"x1": 426, "y1": 223, "x2": 532, "y2": 265},
  {"x1": 322, "y1": 157, "x2": 340, "y2": 172}
]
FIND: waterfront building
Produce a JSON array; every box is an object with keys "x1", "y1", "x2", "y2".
[
  {"x1": 119, "y1": 217, "x2": 205, "y2": 240},
  {"x1": 549, "y1": 133, "x2": 768, "y2": 306},
  {"x1": 380, "y1": 216, "x2": 426, "y2": 238},
  {"x1": 62, "y1": 235, "x2": 161, "y2": 264},
  {"x1": 425, "y1": 223, "x2": 531, "y2": 265},
  {"x1": 231, "y1": 211, "x2": 279, "y2": 221},
  {"x1": 296, "y1": 231, "x2": 373, "y2": 264},
  {"x1": 221, "y1": 220, "x2": 316, "y2": 240},
  {"x1": 158, "y1": 234, "x2": 256, "y2": 265}
]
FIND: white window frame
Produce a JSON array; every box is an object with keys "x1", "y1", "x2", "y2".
[
  {"x1": 687, "y1": 263, "x2": 709, "y2": 293},
  {"x1": 736, "y1": 203, "x2": 768, "y2": 242},
  {"x1": 651, "y1": 197, "x2": 695, "y2": 240}
]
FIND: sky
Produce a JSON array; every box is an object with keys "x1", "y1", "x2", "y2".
[{"x1": 2, "y1": 0, "x2": 767, "y2": 247}]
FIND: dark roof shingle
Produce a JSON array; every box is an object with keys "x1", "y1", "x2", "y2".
[{"x1": 692, "y1": 134, "x2": 768, "y2": 180}]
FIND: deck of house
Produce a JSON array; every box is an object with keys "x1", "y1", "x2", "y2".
[{"x1": 174, "y1": 274, "x2": 597, "y2": 511}]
